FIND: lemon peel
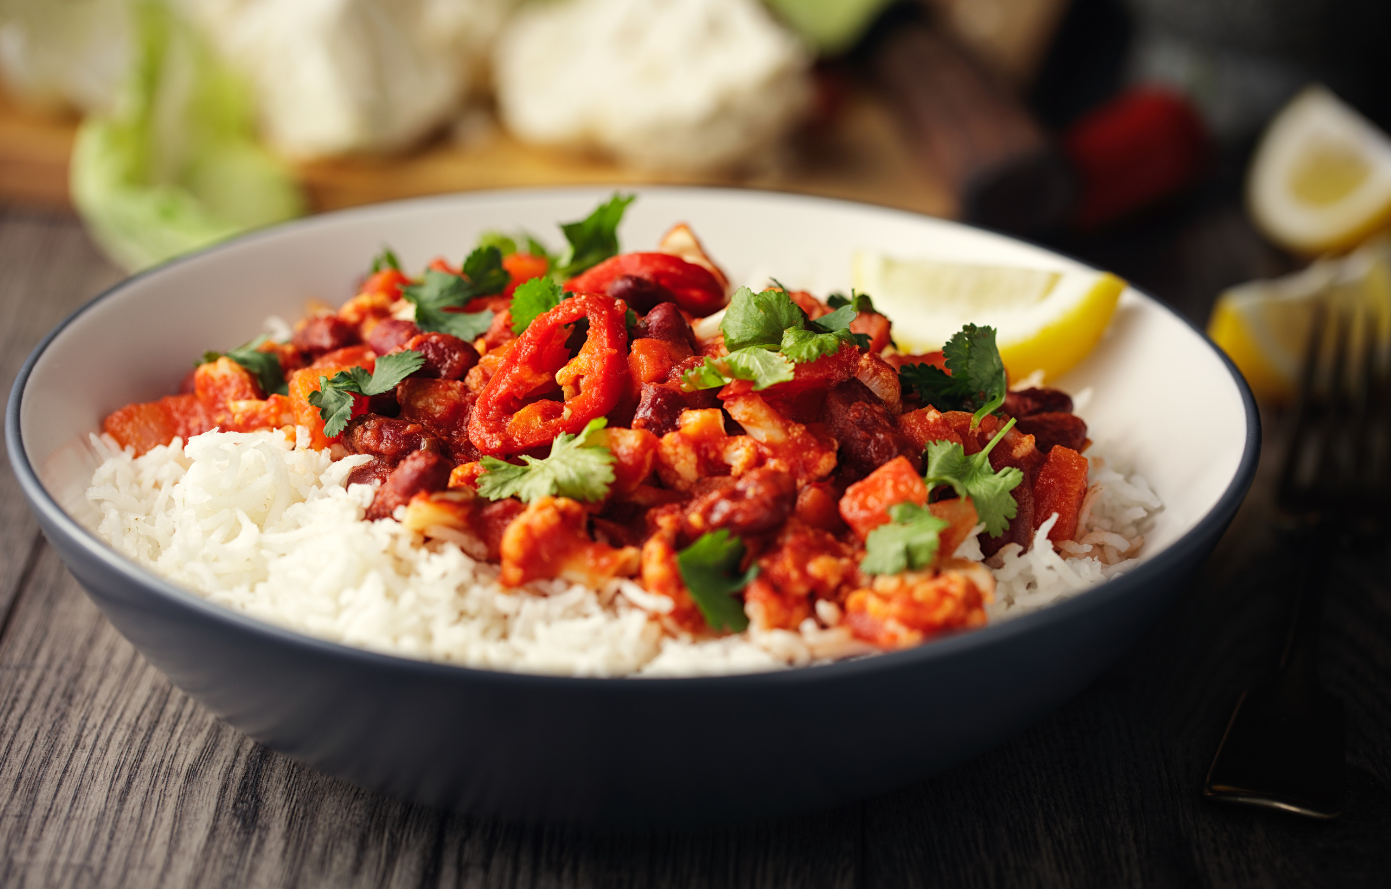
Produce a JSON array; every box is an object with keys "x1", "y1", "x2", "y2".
[{"x1": 852, "y1": 252, "x2": 1125, "y2": 383}]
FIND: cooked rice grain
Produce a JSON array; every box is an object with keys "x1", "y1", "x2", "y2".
[{"x1": 86, "y1": 429, "x2": 1162, "y2": 676}]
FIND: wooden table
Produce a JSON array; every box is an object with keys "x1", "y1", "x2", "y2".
[{"x1": 2, "y1": 204, "x2": 1389, "y2": 888}]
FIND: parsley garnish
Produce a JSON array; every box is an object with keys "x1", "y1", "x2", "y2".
[
  {"x1": 555, "y1": 193, "x2": 635, "y2": 278},
  {"x1": 510, "y1": 277, "x2": 573, "y2": 334},
  {"x1": 899, "y1": 324, "x2": 1007, "y2": 427},
  {"x1": 860, "y1": 502, "x2": 949, "y2": 575},
  {"x1": 307, "y1": 350, "x2": 426, "y2": 437},
  {"x1": 922, "y1": 417, "x2": 1024, "y2": 537},
  {"x1": 370, "y1": 247, "x2": 401, "y2": 273},
  {"x1": 476, "y1": 418, "x2": 615, "y2": 504},
  {"x1": 676, "y1": 530, "x2": 756, "y2": 632},
  {"x1": 400, "y1": 245, "x2": 508, "y2": 341},
  {"x1": 201, "y1": 335, "x2": 287, "y2": 397}
]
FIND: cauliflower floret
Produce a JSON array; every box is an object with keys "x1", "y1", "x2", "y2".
[
  {"x1": 183, "y1": 0, "x2": 516, "y2": 157},
  {"x1": 492, "y1": 0, "x2": 813, "y2": 172}
]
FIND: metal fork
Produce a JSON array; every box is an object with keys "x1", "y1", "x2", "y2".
[{"x1": 1203, "y1": 294, "x2": 1391, "y2": 818}]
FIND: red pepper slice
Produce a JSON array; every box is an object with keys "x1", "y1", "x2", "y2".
[
  {"x1": 565, "y1": 253, "x2": 726, "y2": 316},
  {"x1": 468, "y1": 294, "x2": 629, "y2": 455}
]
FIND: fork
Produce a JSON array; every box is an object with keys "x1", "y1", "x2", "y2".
[{"x1": 1203, "y1": 294, "x2": 1391, "y2": 818}]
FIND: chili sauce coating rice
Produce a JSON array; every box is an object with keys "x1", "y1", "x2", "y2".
[{"x1": 86, "y1": 426, "x2": 1161, "y2": 676}]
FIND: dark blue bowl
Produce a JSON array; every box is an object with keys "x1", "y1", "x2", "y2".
[{"x1": 5, "y1": 188, "x2": 1260, "y2": 826}]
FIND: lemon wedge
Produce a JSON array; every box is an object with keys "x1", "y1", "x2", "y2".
[
  {"x1": 1208, "y1": 238, "x2": 1391, "y2": 403},
  {"x1": 852, "y1": 251, "x2": 1126, "y2": 382},
  {"x1": 1248, "y1": 86, "x2": 1391, "y2": 256}
]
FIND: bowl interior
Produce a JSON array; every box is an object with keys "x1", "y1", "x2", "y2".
[{"x1": 18, "y1": 186, "x2": 1249, "y2": 618}]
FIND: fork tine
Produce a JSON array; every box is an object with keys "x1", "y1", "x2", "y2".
[{"x1": 1277, "y1": 301, "x2": 1331, "y2": 514}]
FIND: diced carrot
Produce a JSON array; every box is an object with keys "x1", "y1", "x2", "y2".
[
  {"x1": 928, "y1": 496, "x2": 980, "y2": 563},
  {"x1": 103, "y1": 400, "x2": 180, "y2": 456},
  {"x1": 311, "y1": 345, "x2": 375, "y2": 370},
  {"x1": 838, "y1": 455, "x2": 929, "y2": 540},
  {"x1": 287, "y1": 366, "x2": 366, "y2": 449},
  {"x1": 194, "y1": 357, "x2": 260, "y2": 407},
  {"x1": 502, "y1": 253, "x2": 551, "y2": 298},
  {"x1": 1032, "y1": 445, "x2": 1090, "y2": 542},
  {"x1": 897, "y1": 406, "x2": 962, "y2": 452},
  {"x1": 628, "y1": 337, "x2": 692, "y2": 384},
  {"x1": 449, "y1": 462, "x2": 484, "y2": 490}
]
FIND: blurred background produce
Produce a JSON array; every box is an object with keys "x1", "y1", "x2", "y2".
[{"x1": 3, "y1": 0, "x2": 1390, "y2": 403}]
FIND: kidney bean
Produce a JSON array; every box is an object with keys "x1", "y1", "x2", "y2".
[
  {"x1": 632, "y1": 302, "x2": 697, "y2": 347},
  {"x1": 405, "y1": 332, "x2": 479, "y2": 380},
  {"x1": 1015, "y1": 411, "x2": 1088, "y2": 453},
  {"x1": 683, "y1": 467, "x2": 797, "y2": 540},
  {"x1": 342, "y1": 414, "x2": 441, "y2": 461},
  {"x1": 825, "y1": 380, "x2": 922, "y2": 481},
  {"x1": 1003, "y1": 387, "x2": 1074, "y2": 418},
  {"x1": 293, "y1": 315, "x2": 360, "y2": 357},
  {"x1": 366, "y1": 450, "x2": 452, "y2": 521},
  {"x1": 607, "y1": 275, "x2": 677, "y2": 314},
  {"x1": 366, "y1": 318, "x2": 421, "y2": 355}
]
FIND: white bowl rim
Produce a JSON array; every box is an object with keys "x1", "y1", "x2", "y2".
[{"x1": 5, "y1": 185, "x2": 1262, "y2": 689}]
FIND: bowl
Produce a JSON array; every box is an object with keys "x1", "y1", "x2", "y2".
[{"x1": 6, "y1": 187, "x2": 1259, "y2": 826}]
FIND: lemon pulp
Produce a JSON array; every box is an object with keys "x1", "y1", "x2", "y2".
[
  {"x1": 853, "y1": 252, "x2": 1125, "y2": 383},
  {"x1": 1248, "y1": 86, "x2": 1391, "y2": 255}
]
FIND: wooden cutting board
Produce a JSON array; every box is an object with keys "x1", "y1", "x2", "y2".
[{"x1": 0, "y1": 88, "x2": 956, "y2": 220}]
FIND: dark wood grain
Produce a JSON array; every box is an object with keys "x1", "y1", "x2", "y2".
[{"x1": 1, "y1": 206, "x2": 1389, "y2": 888}]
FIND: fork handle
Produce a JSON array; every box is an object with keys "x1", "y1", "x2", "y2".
[{"x1": 1276, "y1": 520, "x2": 1334, "y2": 684}]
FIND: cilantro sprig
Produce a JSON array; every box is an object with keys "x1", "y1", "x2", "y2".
[
  {"x1": 201, "y1": 335, "x2": 287, "y2": 397},
  {"x1": 400, "y1": 246, "x2": 509, "y2": 341},
  {"x1": 922, "y1": 417, "x2": 1024, "y2": 537},
  {"x1": 308, "y1": 350, "x2": 426, "y2": 437},
  {"x1": 682, "y1": 287, "x2": 866, "y2": 392},
  {"x1": 555, "y1": 193, "x2": 635, "y2": 279},
  {"x1": 676, "y1": 530, "x2": 756, "y2": 633},
  {"x1": 860, "y1": 502, "x2": 949, "y2": 575},
  {"x1": 899, "y1": 324, "x2": 1007, "y2": 427},
  {"x1": 477, "y1": 418, "x2": 615, "y2": 504},
  {"x1": 680, "y1": 346, "x2": 796, "y2": 391},
  {"x1": 510, "y1": 277, "x2": 573, "y2": 334},
  {"x1": 370, "y1": 247, "x2": 401, "y2": 273}
]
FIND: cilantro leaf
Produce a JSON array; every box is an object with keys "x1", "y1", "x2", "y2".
[
  {"x1": 780, "y1": 326, "x2": 854, "y2": 363},
  {"x1": 461, "y1": 245, "x2": 510, "y2": 296},
  {"x1": 477, "y1": 231, "x2": 517, "y2": 256},
  {"x1": 476, "y1": 418, "x2": 615, "y2": 504},
  {"x1": 676, "y1": 530, "x2": 756, "y2": 632},
  {"x1": 401, "y1": 268, "x2": 495, "y2": 341},
  {"x1": 359, "y1": 350, "x2": 426, "y2": 395},
  {"x1": 860, "y1": 502, "x2": 949, "y2": 575},
  {"x1": 308, "y1": 381, "x2": 357, "y2": 438},
  {"x1": 203, "y1": 335, "x2": 287, "y2": 396},
  {"x1": 307, "y1": 350, "x2": 426, "y2": 437},
  {"x1": 510, "y1": 276, "x2": 570, "y2": 334},
  {"x1": 682, "y1": 347, "x2": 796, "y2": 392},
  {"x1": 899, "y1": 323, "x2": 1007, "y2": 426},
  {"x1": 555, "y1": 193, "x2": 635, "y2": 278},
  {"x1": 370, "y1": 247, "x2": 401, "y2": 273},
  {"x1": 922, "y1": 417, "x2": 1024, "y2": 537},
  {"x1": 720, "y1": 286, "x2": 807, "y2": 352},
  {"x1": 827, "y1": 290, "x2": 876, "y2": 313},
  {"x1": 806, "y1": 302, "x2": 871, "y2": 351}
]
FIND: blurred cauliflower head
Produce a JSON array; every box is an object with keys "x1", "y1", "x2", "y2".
[
  {"x1": 184, "y1": 0, "x2": 516, "y2": 158},
  {"x1": 493, "y1": 0, "x2": 813, "y2": 173}
]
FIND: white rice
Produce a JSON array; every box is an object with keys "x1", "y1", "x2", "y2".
[{"x1": 86, "y1": 428, "x2": 1162, "y2": 676}]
